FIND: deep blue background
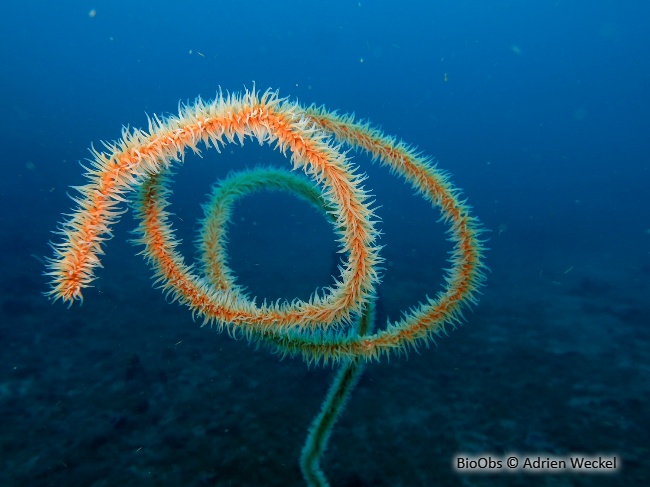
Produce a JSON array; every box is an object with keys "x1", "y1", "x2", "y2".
[
  {"x1": 1, "y1": 1, "x2": 648, "y2": 486},
  {"x1": 1, "y1": 1, "x2": 648, "y2": 265}
]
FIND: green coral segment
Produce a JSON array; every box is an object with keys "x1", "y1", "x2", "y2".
[
  {"x1": 195, "y1": 167, "x2": 376, "y2": 486},
  {"x1": 300, "y1": 301, "x2": 376, "y2": 487},
  {"x1": 197, "y1": 166, "x2": 337, "y2": 293}
]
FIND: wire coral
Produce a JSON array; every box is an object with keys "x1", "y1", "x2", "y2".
[{"x1": 46, "y1": 87, "x2": 486, "y2": 485}]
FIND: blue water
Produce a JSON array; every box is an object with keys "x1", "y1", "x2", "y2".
[{"x1": 1, "y1": 1, "x2": 648, "y2": 486}]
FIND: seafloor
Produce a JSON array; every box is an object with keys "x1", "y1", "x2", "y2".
[{"x1": 1, "y1": 200, "x2": 648, "y2": 487}]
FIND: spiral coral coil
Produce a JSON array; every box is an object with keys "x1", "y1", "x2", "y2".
[
  {"x1": 47, "y1": 88, "x2": 485, "y2": 365},
  {"x1": 47, "y1": 87, "x2": 486, "y2": 485}
]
